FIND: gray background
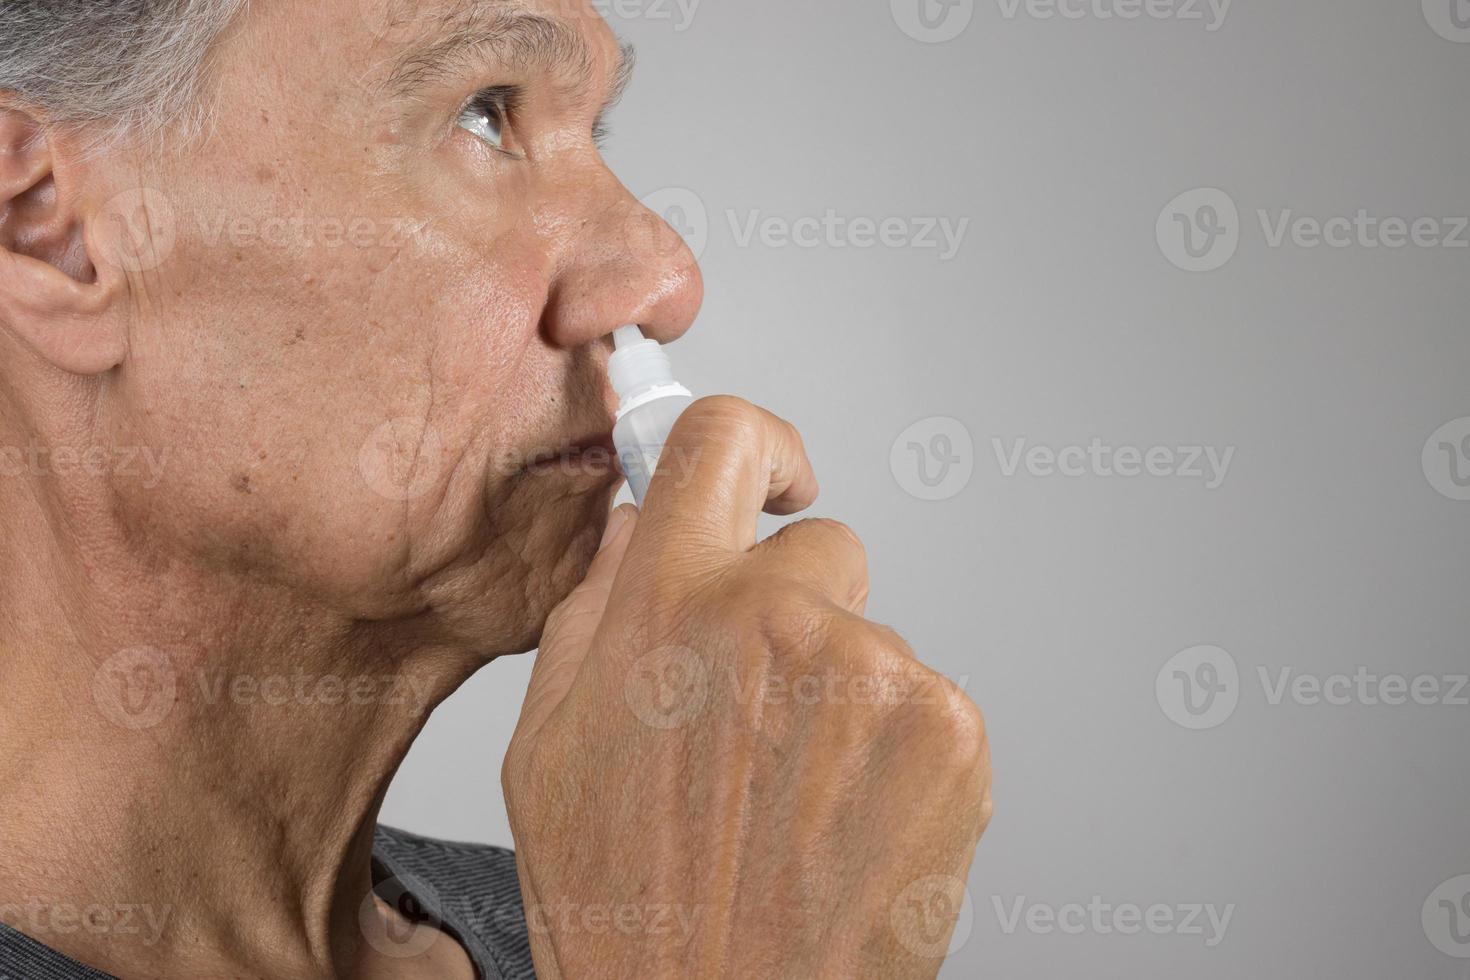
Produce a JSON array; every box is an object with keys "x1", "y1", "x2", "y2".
[{"x1": 383, "y1": 1, "x2": 1470, "y2": 976}]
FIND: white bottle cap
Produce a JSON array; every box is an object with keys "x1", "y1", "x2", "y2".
[{"x1": 609, "y1": 326, "x2": 691, "y2": 420}]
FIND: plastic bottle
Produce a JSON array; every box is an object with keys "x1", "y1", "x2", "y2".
[{"x1": 609, "y1": 325, "x2": 694, "y2": 508}]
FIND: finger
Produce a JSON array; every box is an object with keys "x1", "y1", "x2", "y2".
[
  {"x1": 517, "y1": 504, "x2": 639, "y2": 738},
  {"x1": 638, "y1": 395, "x2": 820, "y2": 555},
  {"x1": 746, "y1": 518, "x2": 870, "y2": 616}
]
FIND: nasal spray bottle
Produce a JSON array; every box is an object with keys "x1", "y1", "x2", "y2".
[{"x1": 609, "y1": 326, "x2": 694, "y2": 508}]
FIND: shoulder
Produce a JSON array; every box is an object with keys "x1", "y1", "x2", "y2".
[{"x1": 373, "y1": 825, "x2": 536, "y2": 980}]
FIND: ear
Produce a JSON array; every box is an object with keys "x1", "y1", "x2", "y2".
[{"x1": 0, "y1": 105, "x2": 130, "y2": 375}]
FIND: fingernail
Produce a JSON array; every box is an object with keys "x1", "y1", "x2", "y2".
[{"x1": 600, "y1": 504, "x2": 633, "y2": 547}]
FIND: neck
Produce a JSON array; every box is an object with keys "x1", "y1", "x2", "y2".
[{"x1": 0, "y1": 465, "x2": 483, "y2": 978}]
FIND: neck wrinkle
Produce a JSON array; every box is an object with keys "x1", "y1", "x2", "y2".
[{"x1": 0, "y1": 484, "x2": 481, "y2": 979}]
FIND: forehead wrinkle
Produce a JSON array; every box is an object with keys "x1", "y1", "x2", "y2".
[{"x1": 385, "y1": 7, "x2": 597, "y2": 99}]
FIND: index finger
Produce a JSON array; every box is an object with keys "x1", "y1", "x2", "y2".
[{"x1": 636, "y1": 395, "x2": 819, "y2": 554}]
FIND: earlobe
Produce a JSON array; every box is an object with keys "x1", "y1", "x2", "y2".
[{"x1": 0, "y1": 105, "x2": 128, "y2": 376}]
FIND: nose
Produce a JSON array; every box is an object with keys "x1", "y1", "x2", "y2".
[{"x1": 539, "y1": 172, "x2": 704, "y2": 350}]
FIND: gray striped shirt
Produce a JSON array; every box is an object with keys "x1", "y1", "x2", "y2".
[{"x1": 0, "y1": 826, "x2": 535, "y2": 980}]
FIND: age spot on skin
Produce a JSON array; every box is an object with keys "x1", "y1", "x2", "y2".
[{"x1": 232, "y1": 474, "x2": 253, "y2": 494}]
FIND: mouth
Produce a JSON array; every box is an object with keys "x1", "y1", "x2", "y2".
[
  {"x1": 520, "y1": 365, "x2": 623, "y2": 481},
  {"x1": 525, "y1": 429, "x2": 622, "y2": 478}
]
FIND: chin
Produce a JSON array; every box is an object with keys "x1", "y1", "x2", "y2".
[{"x1": 448, "y1": 469, "x2": 624, "y2": 656}]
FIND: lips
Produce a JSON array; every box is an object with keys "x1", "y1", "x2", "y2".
[
  {"x1": 562, "y1": 431, "x2": 618, "y2": 457},
  {"x1": 522, "y1": 367, "x2": 621, "y2": 476},
  {"x1": 524, "y1": 427, "x2": 620, "y2": 477}
]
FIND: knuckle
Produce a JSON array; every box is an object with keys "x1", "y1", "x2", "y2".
[
  {"x1": 830, "y1": 615, "x2": 910, "y2": 669},
  {"x1": 819, "y1": 619, "x2": 987, "y2": 758},
  {"x1": 786, "y1": 517, "x2": 867, "y2": 565},
  {"x1": 762, "y1": 591, "x2": 842, "y2": 660},
  {"x1": 775, "y1": 412, "x2": 807, "y2": 454},
  {"x1": 925, "y1": 680, "x2": 990, "y2": 776},
  {"x1": 717, "y1": 570, "x2": 835, "y2": 653},
  {"x1": 673, "y1": 394, "x2": 761, "y2": 441},
  {"x1": 977, "y1": 782, "x2": 996, "y2": 835},
  {"x1": 761, "y1": 519, "x2": 870, "y2": 610},
  {"x1": 500, "y1": 741, "x2": 528, "y2": 805},
  {"x1": 501, "y1": 733, "x2": 568, "y2": 818},
  {"x1": 943, "y1": 686, "x2": 988, "y2": 756},
  {"x1": 807, "y1": 616, "x2": 914, "y2": 703},
  {"x1": 673, "y1": 396, "x2": 805, "y2": 464}
]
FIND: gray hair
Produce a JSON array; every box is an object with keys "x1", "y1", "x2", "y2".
[{"x1": 0, "y1": 0, "x2": 249, "y2": 142}]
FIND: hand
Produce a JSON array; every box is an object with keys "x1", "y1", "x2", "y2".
[{"x1": 503, "y1": 396, "x2": 992, "y2": 979}]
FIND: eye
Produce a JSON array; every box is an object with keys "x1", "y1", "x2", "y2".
[{"x1": 457, "y1": 86, "x2": 520, "y2": 154}]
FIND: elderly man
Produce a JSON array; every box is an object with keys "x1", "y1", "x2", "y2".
[{"x1": 0, "y1": 1, "x2": 990, "y2": 977}]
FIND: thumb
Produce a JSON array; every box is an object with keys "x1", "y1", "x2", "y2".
[{"x1": 516, "y1": 503, "x2": 639, "y2": 738}]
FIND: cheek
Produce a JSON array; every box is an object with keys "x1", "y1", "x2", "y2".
[
  {"x1": 383, "y1": 229, "x2": 560, "y2": 474},
  {"x1": 111, "y1": 186, "x2": 558, "y2": 601},
  {"x1": 276, "y1": 232, "x2": 556, "y2": 528},
  {"x1": 418, "y1": 242, "x2": 551, "y2": 398},
  {"x1": 106, "y1": 124, "x2": 602, "y2": 629}
]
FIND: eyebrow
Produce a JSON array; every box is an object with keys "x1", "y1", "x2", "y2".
[{"x1": 385, "y1": 6, "x2": 637, "y2": 127}]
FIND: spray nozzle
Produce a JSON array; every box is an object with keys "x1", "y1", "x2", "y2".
[
  {"x1": 613, "y1": 325, "x2": 645, "y2": 351},
  {"x1": 606, "y1": 325, "x2": 695, "y2": 506},
  {"x1": 608, "y1": 325, "x2": 684, "y2": 417}
]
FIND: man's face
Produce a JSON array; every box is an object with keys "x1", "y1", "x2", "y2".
[{"x1": 91, "y1": 0, "x2": 701, "y2": 653}]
